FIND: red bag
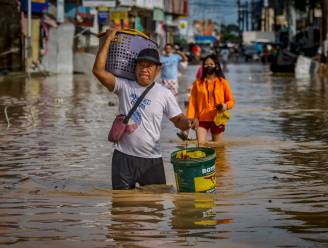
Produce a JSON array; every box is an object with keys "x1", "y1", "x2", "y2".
[
  {"x1": 108, "y1": 115, "x2": 128, "y2": 143},
  {"x1": 75, "y1": 7, "x2": 94, "y2": 27}
]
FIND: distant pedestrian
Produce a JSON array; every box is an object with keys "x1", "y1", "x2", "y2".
[
  {"x1": 261, "y1": 46, "x2": 270, "y2": 64},
  {"x1": 160, "y1": 43, "x2": 188, "y2": 96},
  {"x1": 220, "y1": 45, "x2": 230, "y2": 72},
  {"x1": 191, "y1": 43, "x2": 201, "y2": 62}
]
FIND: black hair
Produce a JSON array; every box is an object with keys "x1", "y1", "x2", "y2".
[
  {"x1": 201, "y1": 54, "x2": 225, "y2": 80},
  {"x1": 164, "y1": 43, "x2": 174, "y2": 49}
]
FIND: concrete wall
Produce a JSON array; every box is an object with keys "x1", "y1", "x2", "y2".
[
  {"x1": 242, "y1": 31, "x2": 275, "y2": 44},
  {"x1": 42, "y1": 23, "x2": 75, "y2": 74},
  {"x1": 73, "y1": 52, "x2": 95, "y2": 75}
]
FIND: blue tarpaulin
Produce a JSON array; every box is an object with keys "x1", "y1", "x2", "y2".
[
  {"x1": 194, "y1": 35, "x2": 217, "y2": 44},
  {"x1": 21, "y1": 0, "x2": 48, "y2": 14}
]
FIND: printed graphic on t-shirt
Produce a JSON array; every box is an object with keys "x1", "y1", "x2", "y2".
[{"x1": 126, "y1": 93, "x2": 152, "y2": 133}]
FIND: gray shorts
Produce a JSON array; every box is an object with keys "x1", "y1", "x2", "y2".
[{"x1": 111, "y1": 150, "x2": 166, "y2": 190}]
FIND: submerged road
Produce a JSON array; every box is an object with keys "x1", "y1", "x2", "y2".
[{"x1": 0, "y1": 64, "x2": 327, "y2": 247}]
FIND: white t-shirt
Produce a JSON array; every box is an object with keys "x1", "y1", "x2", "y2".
[
  {"x1": 220, "y1": 48, "x2": 229, "y2": 61},
  {"x1": 113, "y1": 77, "x2": 182, "y2": 158}
]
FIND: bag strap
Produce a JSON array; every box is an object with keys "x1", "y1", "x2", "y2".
[{"x1": 123, "y1": 82, "x2": 155, "y2": 124}]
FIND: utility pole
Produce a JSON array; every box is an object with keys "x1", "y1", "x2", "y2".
[
  {"x1": 245, "y1": 1, "x2": 249, "y2": 31},
  {"x1": 57, "y1": 0, "x2": 65, "y2": 23},
  {"x1": 243, "y1": 3, "x2": 247, "y2": 31},
  {"x1": 241, "y1": 3, "x2": 244, "y2": 31},
  {"x1": 25, "y1": 0, "x2": 32, "y2": 79},
  {"x1": 251, "y1": 0, "x2": 255, "y2": 31},
  {"x1": 237, "y1": 0, "x2": 242, "y2": 45},
  {"x1": 237, "y1": 0, "x2": 240, "y2": 31},
  {"x1": 272, "y1": 0, "x2": 276, "y2": 32},
  {"x1": 264, "y1": 0, "x2": 268, "y2": 32},
  {"x1": 322, "y1": 0, "x2": 328, "y2": 63}
]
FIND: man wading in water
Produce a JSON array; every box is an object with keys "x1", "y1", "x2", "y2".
[{"x1": 93, "y1": 29, "x2": 198, "y2": 190}]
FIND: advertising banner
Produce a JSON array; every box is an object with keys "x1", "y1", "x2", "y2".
[{"x1": 83, "y1": 0, "x2": 116, "y2": 7}]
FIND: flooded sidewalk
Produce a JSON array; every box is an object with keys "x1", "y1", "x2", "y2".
[{"x1": 0, "y1": 64, "x2": 328, "y2": 247}]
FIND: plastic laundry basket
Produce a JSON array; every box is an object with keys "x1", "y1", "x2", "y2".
[{"x1": 98, "y1": 29, "x2": 158, "y2": 80}]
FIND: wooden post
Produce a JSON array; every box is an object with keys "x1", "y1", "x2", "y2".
[
  {"x1": 25, "y1": 0, "x2": 32, "y2": 78},
  {"x1": 322, "y1": 0, "x2": 328, "y2": 63}
]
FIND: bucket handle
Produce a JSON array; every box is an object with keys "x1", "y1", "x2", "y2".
[
  {"x1": 184, "y1": 128, "x2": 199, "y2": 149},
  {"x1": 96, "y1": 29, "x2": 150, "y2": 40}
]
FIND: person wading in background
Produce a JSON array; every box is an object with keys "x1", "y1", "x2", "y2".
[
  {"x1": 186, "y1": 54, "x2": 235, "y2": 144},
  {"x1": 160, "y1": 43, "x2": 188, "y2": 96}
]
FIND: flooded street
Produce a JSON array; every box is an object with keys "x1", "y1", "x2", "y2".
[{"x1": 0, "y1": 64, "x2": 327, "y2": 247}]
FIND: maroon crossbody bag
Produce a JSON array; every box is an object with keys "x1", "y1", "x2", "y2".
[{"x1": 108, "y1": 82, "x2": 155, "y2": 143}]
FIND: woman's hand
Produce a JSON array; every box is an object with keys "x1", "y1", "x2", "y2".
[
  {"x1": 189, "y1": 118, "x2": 199, "y2": 130},
  {"x1": 216, "y1": 103, "x2": 226, "y2": 112}
]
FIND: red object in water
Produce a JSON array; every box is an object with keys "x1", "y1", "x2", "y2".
[{"x1": 76, "y1": 12, "x2": 95, "y2": 27}]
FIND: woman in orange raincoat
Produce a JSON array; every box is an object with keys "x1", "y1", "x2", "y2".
[{"x1": 187, "y1": 54, "x2": 235, "y2": 144}]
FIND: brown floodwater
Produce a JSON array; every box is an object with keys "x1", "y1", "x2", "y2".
[{"x1": 0, "y1": 64, "x2": 327, "y2": 247}]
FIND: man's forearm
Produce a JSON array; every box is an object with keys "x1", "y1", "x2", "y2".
[
  {"x1": 93, "y1": 38, "x2": 111, "y2": 74},
  {"x1": 92, "y1": 30, "x2": 117, "y2": 91},
  {"x1": 176, "y1": 117, "x2": 190, "y2": 131},
  {"x1": 171, "y1": 114, "x2": 190, "y2": 131},
  {"x1": 171, "y1": 114, "x2": 198, "y2": 131}
]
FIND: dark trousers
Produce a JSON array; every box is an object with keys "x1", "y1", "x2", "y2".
[{"x1": 111, "y1": 150, "x2": 166, "y2": 190}]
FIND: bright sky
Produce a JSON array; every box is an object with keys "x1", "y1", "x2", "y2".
[{"x1": 188, "y1": 0, "x2": 238, "y2": 25}]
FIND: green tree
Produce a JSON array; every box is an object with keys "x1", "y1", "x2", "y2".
[{"x1": 290, "y1": 0, "x2": 321, "y2": 12}]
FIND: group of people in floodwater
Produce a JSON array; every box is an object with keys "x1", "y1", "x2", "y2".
[{"x1": 93, "y1": 29, "x2": 235, "y2": 190}]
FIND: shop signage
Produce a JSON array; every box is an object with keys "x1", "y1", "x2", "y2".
[
  {"x1": 83, "y1": 0, "x2": 116, "y2": 7},
  {"x1": 119, "y1": 0, "x2": 135, "y2": 6},
  {"x1": 153, "y1": 8, "x2": 164, "y2": 21},
  {"x1": 110, "y1": 9, "x2": 129, "y2": 29},
  {"x1": 98, "y1": 7, "x2": 109, "y2": 25},
  {"x1": 21, "y1": 0, "x2": 48, "y2": 13},
  {"x1": 178, "y1": 19, "x2": 188, "y2": 36},
  {"x1": 135, "y1": 0, "x2": 163, "y2": 9}
]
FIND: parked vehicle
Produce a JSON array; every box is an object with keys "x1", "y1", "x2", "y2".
[
  {"x1": 270, "y1": 49, "x2": 297, "y2": 73},
  {"x1": 199, "y1": 44, "x2": 215, "y2": 58},
  {"x1": 242, "y1": 44, "x2": 259, "y2": 61}
]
